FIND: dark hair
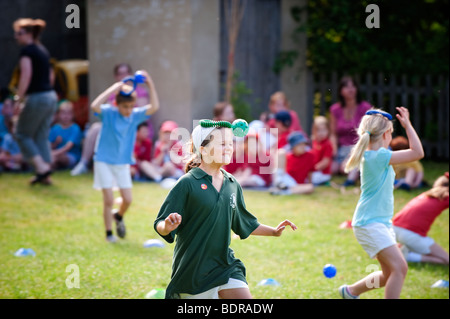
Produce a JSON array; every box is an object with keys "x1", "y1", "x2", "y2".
[
  {"x1": 213, "y1": 102, "x2": 231, "y2": 120},
  {"x1": 338, "y1": 76, "x2": 362, "y2": 108},
  {"x1": 115, "y1": 89, "x2": 137, "y2": 105},
  {"x1": 114, "y1": 63, "x2": 133, "y2": 76},
  {"x1": 390, "y1": 136, "x2": 409, "y2": 151},
  {"x1": 137, "y1": 122, "x2": 148, "y2": 131},
  {"x1": 13, "y1": 18, "x2": 46, "y2": 40}
]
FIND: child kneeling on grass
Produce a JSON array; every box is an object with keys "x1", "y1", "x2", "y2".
[
  {"x1": 91, "y1": 70, "x2": 159, "y2": 243},
  {"x1": 154, "y1": 120, "x2": 297, "y2": 299}
]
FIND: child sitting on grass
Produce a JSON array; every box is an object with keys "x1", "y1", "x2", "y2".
[
  {"x1": 49, "y1": 100, "x2": 82, "y2": 170},
  {"x1": 271, "y1": 131, "x2": 315, "y2": 195}
]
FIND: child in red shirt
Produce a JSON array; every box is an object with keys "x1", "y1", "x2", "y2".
[
  {"x1": 274, "y1": 111, "x2": 292, "y2": 149},
  {"x1": 393, "y1": 172, "x2": 449, "y2": 264},
  {"x1": 271, "y1": 131, "x2": 315, "y2": 195},
  {"x1": 131, "y1": 122, "x2": 153, "y2": 179},
  {"x1": 230, "y1": 132, "x2": 272, "y2": 188},
  {"x1": 310, "y1": 116, "x2": 333, "y2": 186}
]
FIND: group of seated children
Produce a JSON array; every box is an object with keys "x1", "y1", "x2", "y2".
[{"x1": 1, "y1": 89, "x2": 426, "y2": 195}]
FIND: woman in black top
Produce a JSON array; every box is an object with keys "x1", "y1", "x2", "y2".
[{"x1": 12, "y1": 18, "x2": 58, "y2": 185}]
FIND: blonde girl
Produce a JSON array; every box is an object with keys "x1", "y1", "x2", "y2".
[{"x1": 339, "y1": 107, "x2": 424, "y2": 299}]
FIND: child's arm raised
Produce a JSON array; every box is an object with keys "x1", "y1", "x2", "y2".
[
  {"x1": 251, "y1": 220, "x2": 297, "y2": 237},
  {"x1": 390, "y1": 107, "x2": 424, "y2": 165},
  {"x1": 138, "y1": 70, "x2": 160, "y2": 116},
  {"x1": 90, "y1": 82, "x2": 123, "y2": 114}
]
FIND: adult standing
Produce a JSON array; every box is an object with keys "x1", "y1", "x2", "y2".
[
  {"x1": 329, "y1": 76, "x2": 371, "y2": 186},
  {"x1": 12, "y1": 18, "x2": 57, "y2": 185}
]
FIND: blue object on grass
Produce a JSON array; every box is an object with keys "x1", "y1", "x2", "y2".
[
  {"x1": 323, "y1": 264, "x2": 337, "y2": 278},
  {"x1": 14, "y1": 248, "x2": 36, "y2": 257}
]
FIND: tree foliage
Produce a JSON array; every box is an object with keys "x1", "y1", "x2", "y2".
[{"x1": 276, "y1": 0, "x2": 449, "y2": 76}]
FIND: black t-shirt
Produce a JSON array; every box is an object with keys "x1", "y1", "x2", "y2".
[{"x1": 19, "y1": 43, "x2": 52, "y2": 94}]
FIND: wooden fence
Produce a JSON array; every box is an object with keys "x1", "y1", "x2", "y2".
[{"x1": 307, "y1": 72, "x2": 449, "y2": 160}]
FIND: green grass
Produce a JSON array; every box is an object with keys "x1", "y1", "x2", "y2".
[{"x1": 0, "y1": 161, "x2": 448, "y2": 299}]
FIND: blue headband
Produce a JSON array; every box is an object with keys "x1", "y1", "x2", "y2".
[{"x1": 365, "y1": 110, "x2": 393, "y2": 121}]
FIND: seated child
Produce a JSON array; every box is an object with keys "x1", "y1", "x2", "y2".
[
  {"x1": 393, "y1": 172, "x2": 449, "y2": 264},
  {"x1": 49, "y1": 100, "x2": 82, "y2": 169},
  {"x1": 271, "y1": 131, "x2": 315, "y2": 195},
  {"x1": 130, "y1": 122, "x2": 153, "y2": 179},
  {"x1": 138, "y1": 120, "x2": 183, "y2": 182},
  {"x1": 230, "y1": 131, "x2": 272, "y2": 188},
  {"x1": 390, "y1": 136, "x2": 424, "y2": 190},
  {"x1": 310, "y1": 116, "x2": 333, "y2": 186},
  {"x1": 274, "y1": 110, "x2": 292, "y2": 149},
  {"x1": 0, "y1": 117, "x2": 26, "y2": 171}
]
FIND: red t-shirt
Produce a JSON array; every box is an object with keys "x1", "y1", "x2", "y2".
[
  {"x1": 224, "y1": 151, "x2": 272, "y2": 186},
  {"x1": 286, "y1": 151, "x2": 316, "y2": 184},
  {"x1": 392, "y1": 193, "x2": 449, "y2": 237},
  {"x1": 134, "y1": 138, "x2": 152, "y2": 163},
  {"x1": 311, "y1": 138, "x2": 333, "y2": 175},
  {"x1": 245, "y1": 151, "x2": 272, "y2": 186},
  {"x1": 277, "y1": 130, "x2": 291, "y2": 149}
]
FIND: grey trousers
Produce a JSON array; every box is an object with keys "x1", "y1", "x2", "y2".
[{"x1": 15, "y1": 90, "x2": 58, "y2": 164}]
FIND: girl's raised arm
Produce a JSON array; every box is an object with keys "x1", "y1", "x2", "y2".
[{"x1": 389, "y1": 107, "x2": 424, "y2": 165}]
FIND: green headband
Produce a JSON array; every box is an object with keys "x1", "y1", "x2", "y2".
[{"x1": 199, "y1": 119, "x2": 249, "y2": 137}]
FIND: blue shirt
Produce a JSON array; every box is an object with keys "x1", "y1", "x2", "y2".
[
  {"x1": 1, "y1": 133, "x2": 21, "y2": 155},
  {"x1": 94, "y1": 104, "x2": 150, "y2": 165},
  {"x1": 352, "y1": 147, "x2": 395, "y2": 227},
  {"x1": 49, "y1": 123, "x2": 82, "y2": 161}
]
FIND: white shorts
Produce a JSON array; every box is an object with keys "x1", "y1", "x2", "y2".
[
  {"x1": 93, "y1": 161, "x2": 132, "y2": 189},
  {"x1": 353, "y1": 222, "x2": 397, "y2": 259},
  {"x1": 393, "y1": 226, "x2": 434, "y2": 255},
  {"x1": 179, "y1": 278, "x2": 248, "y2": 299}
]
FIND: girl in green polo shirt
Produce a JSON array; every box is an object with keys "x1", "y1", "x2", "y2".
[{"x1": 154, "y1": 120, "x2": 297, "y2": 299}]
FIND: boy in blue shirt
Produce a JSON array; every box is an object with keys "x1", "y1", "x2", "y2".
[
  {"x1": 49, "y1": 101, "x2": 82, "y2": 169},
  {"x1": 90, "y1": 70, "x2": 159, "y2": 242}
]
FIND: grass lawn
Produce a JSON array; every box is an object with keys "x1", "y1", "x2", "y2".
[{"x1": 0, "y1": 161, "x2": 448, "y2": 299}]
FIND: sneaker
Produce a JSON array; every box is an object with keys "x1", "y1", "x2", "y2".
[
  {"x1": 106, "y1": 234, "x2": 118, "y2": 243},
  {"x1": 71, "y1": 162, "x2": 88, "y2": 176},
  {"x1": 341, "y1": 180, "x2": 356, "y2": 187},
  {"x1": 113, "y1": 210, "x2": 126, "y2": 238},
  {"x1": 338, "y1": 285, "x2": 359, "y2": 299}
]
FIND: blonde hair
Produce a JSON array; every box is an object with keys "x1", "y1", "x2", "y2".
[
  {"x1": 424, "y1": 174, "x2": 449, "y2": 201},
  {"x1": 269, "y1": 91, "x2": 290, "y2": 109},
  {"x1": 344, "y1": 109, "x2": 393, "y2": 173},
  {"x1": 311, "y1": 116, "x2": 329, "y2": 140},
  {"x1": 58, "y1": 100, "x2": 73, "y2": 112}
]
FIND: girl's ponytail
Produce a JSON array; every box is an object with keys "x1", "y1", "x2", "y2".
[
  {"x1": 185, "y1": 153, "x2": 201, "y2": 173},
  {"x1": 345, "y1": 132, "x2": 371, "y2": 173},
  {"x1": 344, "y1": 108, "x2": 393, "y2": 173}
]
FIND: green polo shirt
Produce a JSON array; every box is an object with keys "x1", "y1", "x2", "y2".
[{"x1": 154, "y1": 167, "x2": 260, "y2": 299}]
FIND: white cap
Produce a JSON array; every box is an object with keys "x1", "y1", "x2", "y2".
[{"x1": 192, "y1": 124, "x2": 217, "y2": 155}]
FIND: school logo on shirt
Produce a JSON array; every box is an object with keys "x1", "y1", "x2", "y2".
[
  {"x1": 230, "y1": 193, "x2": 236, "y2": 209},
  {"x1": 201, "y1": 183, "x2": 208, "y2": 190}
]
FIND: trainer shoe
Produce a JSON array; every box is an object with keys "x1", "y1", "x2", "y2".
[
  {"x1": 106, "y1": 234, "x2": 118, "y2": 243},
  {"x1": 113, "y1": 210, "x2": 126, "y2": 238},
  {"x1": 338, "y1": 285, "x2": 359, "y2": 299},
  {"x1": 71, "y1": 162, "x2": 88, "y2": 176}
]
